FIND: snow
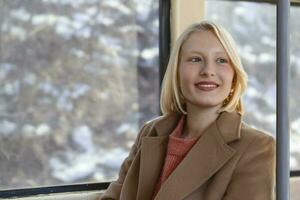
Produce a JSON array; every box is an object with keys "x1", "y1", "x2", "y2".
[
  {"x1": 291, "y1": 156, "x2": 298, "y2": 169},
  {"x1": 291, "y1": 118, "x2": 300, "y2": 135},
  {"x1": 70, "y1": 49, "x2": 86, "y2": 58},
  {"x1": 23, "y1": 73, "x2": 37, "y2": 85},
  {"x1": 133, "y1": 0, "x2": 154, "y2": 21},
  {"x1": 98, "y1": 36, "x2": 122, "y2": 52},
  {"x1": 72, "y1": 125, "x2": 94, "y2": 152},
  {"x1": 0, "y1": 120, "x2": 17, "y2": 136},
  {"x1": 38, "y1": 82, "x2": 90, "y2": 111},
  {"x1": 55, "y1": 24, "x2": 73, "y2": 39},
  {"x1": 32, "y1": 14, "x2": 69, "y2": 26},
  {"x1": 84, "y1": 64, "x2": 109, "y2": 76},
  {"x1": 86, "y1": 7, "x2": 97, "y2": 17},
  {"x1": 38, "y1": 82, "x2": 59, "y2": 97},
  {"x1": 43, "y1": 0, "x2": 97, "y2": 6},
  {"x1": 3, "y1": 81, "x2": 20, "y2": 96},
  {"x1": 98, "y1": 148, "x2": 128, "y2": 169},
  {"x1": 10, "y1": 8, "x2": 31, "y2": 22},
  {"x1": 70, "y1": 84, "x2": 90, "y2": 99},
  {"x1": 50, "y1": 152, "x2": 98, "y2": 182},
  {"x1": 49, "y1": 147, "x2": 128, "y2": 182},
  {"x1": 36, "y1": 124, "x2": 52, "y2": 136},
  {"x1": 21, "y1": 124, "x2": 52, "y2": 137},
  {"x1": 141, "y1": 48, "x2": 158, "y2": 60},
  {"x1": 72, "y1": 13, "x2": 91, "y2": 25},
  {"x1": 120, "y1": 25, "x2": 143, "y2": 34},
  {"x1": 95, "y1": 13, "x2": 114, "y2": 26},
  {"x1": 9, "y1": 26, "x2": 27, "y2": 41},
  {"x1": 242, "y1": 52, "x2": 257, "y2": 64},
  {"x1": 74, "y1": 27, "x2": 91, "y2": 39},
  {"x1": 56, "y1": 94, "x2": 74, "y2": 112},
  {"x1": 22, "y1": 124, "x2": 36, "y2": 137},
  {"x1": 246, "y1": 86, "x2": 260, "y2": 98},
  {"x1": 264, "y1": 83, "x2": 276, "y2": 109},
  {"x1": 261, "y1": 36, "x2": 276, "y2": 48},
  {"x1": 0, "y1": 63, "x2": 14, "y2": 80},
  {"x1": 234, "y1": 4, "x2": 257, "y2": 24},
  {"x1": 102, "y1": 1, "x2": 132, "y2": 15},
  {"x1": 258, "y1": 53, "x2": 274, "y2": 63},
  {"x1": 116, "y1": 122, "x2": 137, "y2": 136}
]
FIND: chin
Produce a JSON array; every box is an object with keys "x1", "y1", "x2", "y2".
[{"x1": 189, "y1": 101, "x2": 222, "y2": 109}]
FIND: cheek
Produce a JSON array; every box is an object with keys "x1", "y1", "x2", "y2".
[
  {"x1": 179, "y1": 65, "x2": 187, "y2": 84},
  {"x1": 179, "y1": 64, "x2": 195, "y2": 83},
  {"x1": 178, "y1": 65, "x2": 193, "y2": 95},
  {"x1": 222, "y1": 68, "x2": 235, "y2": 87}
]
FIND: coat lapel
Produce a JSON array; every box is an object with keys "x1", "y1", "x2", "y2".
[
  {"x1": 155, "y1": 120, "x2": 236, "y2": 200},
  {"x1": 136, "y1": 136, "x2": 168, "y2": 200},
  {"x1": 136, "y1": 111, "x2": 241, "y2": 200},
  {"x1": 136, "y1": 113, "x2": 181, "y2": 200}
]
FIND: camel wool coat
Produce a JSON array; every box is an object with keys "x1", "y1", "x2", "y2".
[{"x1": 99, "y1": 111, "x2": 276, "y2": 200}]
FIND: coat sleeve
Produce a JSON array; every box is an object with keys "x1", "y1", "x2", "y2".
[
  {"x1": 98, "y1": 122, "x2": 152, "y2": 200},
  {"x1": 223, "y1": 134, "x2": 276, "y2": 200}
]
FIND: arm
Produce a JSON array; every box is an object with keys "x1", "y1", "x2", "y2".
[
  {"x1": 223, "y1": 134, "x2": 276, "y2": 200},
  {"x1": 98, "y1": 122, "x2": 151, "y2": 200}
]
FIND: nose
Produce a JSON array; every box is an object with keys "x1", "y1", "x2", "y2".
[{"x1": 199, "y1": 60, "x2": 216, "y2": 77}]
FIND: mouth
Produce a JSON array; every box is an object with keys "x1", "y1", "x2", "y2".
[{"x1": 195, "y1": 81, "x2": 219, "y2": 91}]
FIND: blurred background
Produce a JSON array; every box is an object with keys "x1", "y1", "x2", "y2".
[{"x1": 0, "y1": 0, "x2": 299, "y2": 190}]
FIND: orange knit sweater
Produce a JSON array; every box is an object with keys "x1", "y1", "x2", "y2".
[{"x1": 152, "y1": 116, "x2": 199, "y2": 199}]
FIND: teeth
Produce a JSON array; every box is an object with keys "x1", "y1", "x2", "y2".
[{"x1": 197, "y1": 84, "x2": 217, "y2": 88}]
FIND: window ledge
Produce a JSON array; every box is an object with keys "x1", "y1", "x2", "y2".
[{"x1": 1, "y1": 191, "x2": 103, "y2": 200}]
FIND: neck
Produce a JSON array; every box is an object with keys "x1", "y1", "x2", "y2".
[{"x1": 183, "y1": 104, "x2": 221, "y2": 138}]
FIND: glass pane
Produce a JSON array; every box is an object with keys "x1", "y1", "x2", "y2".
[
  {"x1": 205, "y1": 1, "x2": 300, "y2": 170},
  {"x1": 290, "y1": 177, "x2": 300, "y2": 199},
  {"x1": 0, "y1": 0, "x2": 159, "y2": 189}
]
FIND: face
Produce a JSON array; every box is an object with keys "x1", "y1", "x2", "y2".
[{"x1": 178, "y1": 30, "x2": 235, "y2": 110}]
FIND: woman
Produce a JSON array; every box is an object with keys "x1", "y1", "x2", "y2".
[{"x1": 99, "y1": 21, "x2": 275, "y2": 200}]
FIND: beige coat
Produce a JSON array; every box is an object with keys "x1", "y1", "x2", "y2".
[{"x1": 99, "y1": 111, "x2": 276, "y2": 200}]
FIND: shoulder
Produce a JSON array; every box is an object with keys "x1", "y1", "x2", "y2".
[
  {"x1": 142, "y1": 115, "x2": 165, "y2": 132},
  {"x1": 240, "y1": 122, "x2": 275, "y2": 146},
  {"x1": 233, "y1": 122, "x2": 276, "y2": 159},
  {"x1": 224, "y1": 124, "x2": 276, "y2": 199},
  {"x1": 142, "y1": 112, "x2": 177, "y2": 132},
  {"x1": 144, "y1": 115, "x2": 166, "y2": 126},
  {"x1": 135, "y1": 114, "x2": 168, "y2": 139}
]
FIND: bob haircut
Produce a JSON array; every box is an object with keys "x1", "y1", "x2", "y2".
[{"x1": 160, "y1": 21, "x2": 248, "y2": 115}]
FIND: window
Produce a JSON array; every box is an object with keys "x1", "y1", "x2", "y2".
[{"x1": 0, "y1": 0, "x2": 159, "y2": 189}]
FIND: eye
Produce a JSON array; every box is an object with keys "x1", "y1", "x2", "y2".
[
  {"x1": 216, "y1": 57, "x2": 228, "y2": 64},
  {"x1": 189, "y1": 57, "x2": 202, "y2": 63}
]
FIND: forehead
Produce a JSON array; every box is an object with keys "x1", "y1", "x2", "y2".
[{"x1": 181, "y1": 30, "x2": 226, "y2": 54}]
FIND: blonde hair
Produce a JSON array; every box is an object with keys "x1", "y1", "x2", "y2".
[{"x1": 160, "y1": 21, "x2": 248, "y2": 115}]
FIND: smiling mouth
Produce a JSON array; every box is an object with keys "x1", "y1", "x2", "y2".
[{"x1": 195, "y1": 82, "x2": 219, "y2": 91}]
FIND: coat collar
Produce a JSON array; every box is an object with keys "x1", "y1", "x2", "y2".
[
  {"x1": 154, "y1": 111, "x2": 242, "y2": 143},
  {"x1": 136, "y1": 111, "x2": 242, "y2": 200}
]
